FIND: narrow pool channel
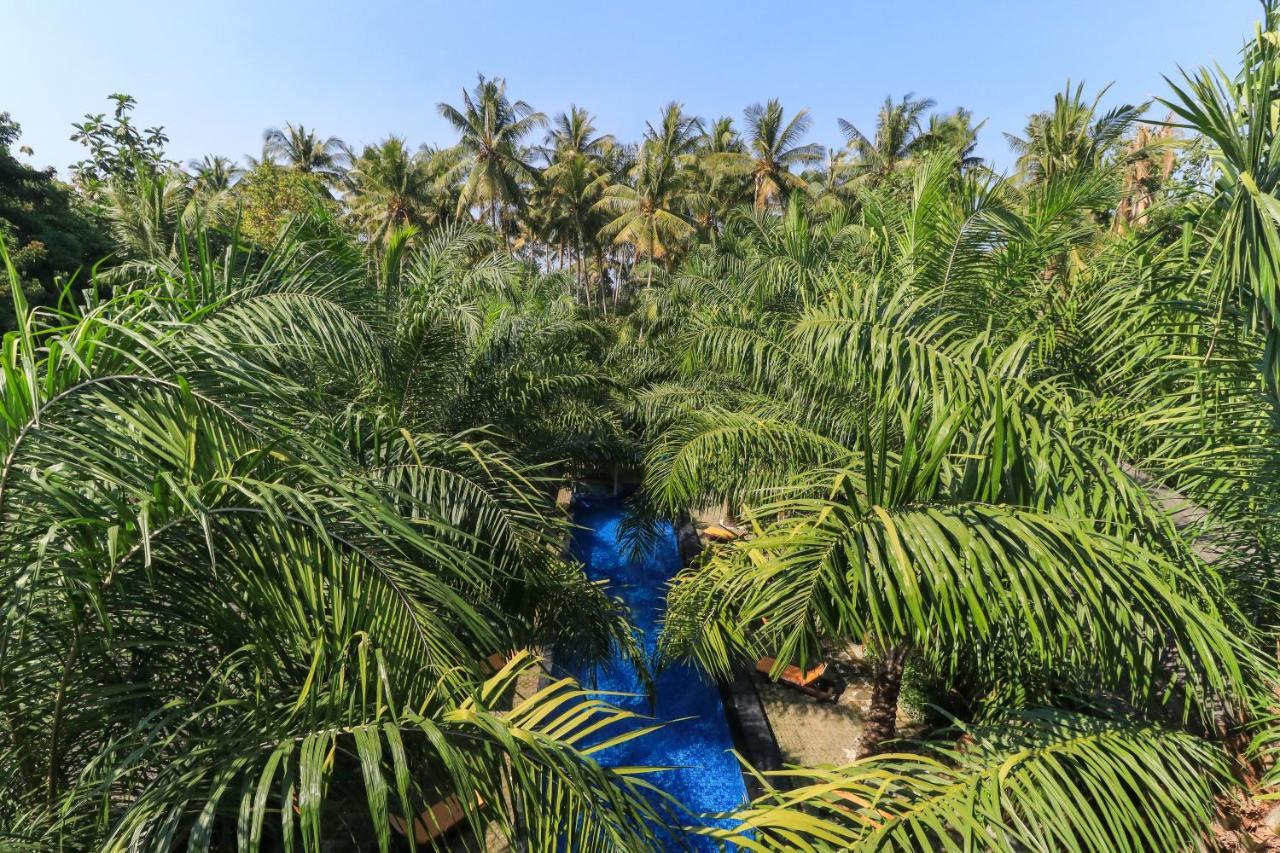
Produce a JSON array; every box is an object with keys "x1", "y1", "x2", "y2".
[{"x1": 564, "y1": 496, "x2": 747, "y2": 848}]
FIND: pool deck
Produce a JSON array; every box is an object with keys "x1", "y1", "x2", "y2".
[{"x1": 755, "y1": 642, "x2": 919, "y2": 767}]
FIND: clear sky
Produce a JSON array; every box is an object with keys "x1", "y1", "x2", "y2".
[{"x1": 3, "y1": 0, "x2": 1264, "y2": 177}]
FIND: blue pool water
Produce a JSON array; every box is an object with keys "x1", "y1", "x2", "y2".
[{"x1": 564, "y1": 496, "x2": 747, "y2": 848}]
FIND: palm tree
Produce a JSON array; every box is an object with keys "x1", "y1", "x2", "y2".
[
  {"x1": 438, "y1": 75, "x2": 546, "y2": 238},
  {"x1": 594, "y1": 103, "x2": 700, "y2": 293},
  {"x1": 736, "y1": 99, "x2": 824, "y2": 210},
  {"x1": 802, "y1": 148, "x2": 857, "y2": 214},
  {"x1": 344, "y1": 136, "x2": 443, "y2": 245},
  {"x1": 0, "y1": 221, "x2": 672, "y2": 850},
  {"x1": 187, "y1": 154, "x2": 241, "y2": 193},
  {"x1": 381, "y1": 220, "x2": 629, "y2": 465},
  {"x1": 634, "y1": 158, "x2": 1262, "y2": 764},
  {"x1": 542, "y1": 151, "x2": 608, "y2": 297},
  {"x1": 1162, "y1": 5, "x2": 1280, "y2": 392},
  {"x1": 535, "y1": 107, "x2": 615, "y2": 298},
  {"x1": 1005, "y1": 82, "x2": 1146, "y2": 183},
  {"x1": 544, "y1": 105, "x2": 613, "y2": 162},
  {"x1": 98, "y1": 165, "x2": 202, "y2": 260},
  {"x1": 261, "y1": 122, "x2": 347, "y2": 186},
  {"x1": 700, "y1": 116, "x2": 743, "y2": 156},
  {"x1": 839, "y1": 93, "x2": 937, "y2": 180},
  {"x1": 685, "y1": 116, "x2": 751, "y2": 235},
  {"x1": 709, "y1": 711, "x2": 1230, "y2": 850},
  {"x1": 913, "y1": 107, "x2": 985, "y2": 170}
]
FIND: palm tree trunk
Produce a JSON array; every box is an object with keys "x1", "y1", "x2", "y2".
[
  {"x1": 596, "y1": 248, "x2": 607, "y2": 315},
  {"x1": 857, "y1": 643, "x2": 909, "y2": 758}
]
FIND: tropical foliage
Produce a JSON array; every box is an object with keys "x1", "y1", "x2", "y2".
[{"x1": 7, "y1": 3, "x2": 1280, "y2": 849}]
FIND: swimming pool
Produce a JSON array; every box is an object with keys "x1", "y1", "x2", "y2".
[{"x1": 564, "y1": 496, "x2": 747, "y2": 848}]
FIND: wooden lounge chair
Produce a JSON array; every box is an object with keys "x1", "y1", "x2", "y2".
[
  {"x1": 756, "y1": 656, "x2": 839, "y2": 702},
  {"x1": 702, "y1": 525, "x2": 739, "y2": 542},
  {"x1": 390, "y1": 793, "x2": 486, "y2": 845},
  {"x1": 481, "y1": 651, "x2": 509, "y2": 675}
]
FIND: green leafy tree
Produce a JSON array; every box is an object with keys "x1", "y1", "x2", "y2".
[
  {"x1": 232, "y1": 160, "x2": 333, "y2": 246},
  {"x1": 69, "y1": 93, "x2": 172, "y2": 196},
  {"x1": 0, "y1": 112, "x2": 109, "y2": 298}
]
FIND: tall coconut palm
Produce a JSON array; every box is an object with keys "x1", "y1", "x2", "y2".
[
  {"x1": 535, "y1": 107, "x2": 614, "y2": 296},
  {"x1": 839, "y1": 93, "x2": 937, "y2": 180},
  {"x1": 1005, "y1": 82, "x2": 1146, "y2": 183},
  {"x1": 685, "y1": 116, "x2": 751, "y2": 235},
  {"x1": 187, "y1": 154, "x2": 241, "y2": 193},
  {"x1": 913, "y1": 107, "x2": 985, "y2": 170},
  {"x1": 261, "y1": 122, "x2": 347, "y2": 186},
  {"x1": 344, "y1": 136, "x2": 443, "y2": 245},
  {"x1": 542, "y1": 151, "x2": 609, "y2": 296},
  {"x1": 438, "y1": 75, "x2": 546, "y2": 236},
  {"x1": 594, "y1": 103, "x2": 700, "y2": 292},
  {"x1": 733, "y1": 99, "x2": 824, "y2": 210},
  {"x1": 544, "y1": 105, "x2": 613, "y2": 162}
]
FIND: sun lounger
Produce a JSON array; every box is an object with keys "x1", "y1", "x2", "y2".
[
  {"x1": 390, "y1": 793, "x2": 486, "y2": 844},
  {"x1": 702, "y1": 525, "x2": 738, "y2": 542},
  {"x1": 755, "y1": 656, "x2": 839, "y2": 702}
]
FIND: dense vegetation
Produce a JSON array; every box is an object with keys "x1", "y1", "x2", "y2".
[{"x1": 7, "y1": 3, "x2": 1280, "y2": 850}]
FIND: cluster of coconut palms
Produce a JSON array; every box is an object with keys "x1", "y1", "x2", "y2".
[
  {"x1": 167, "y1": 76, "x2": 990, "y2": 316},
  {"x1": 8, "y1": 2, "x2": 1280, "y2": 850}
]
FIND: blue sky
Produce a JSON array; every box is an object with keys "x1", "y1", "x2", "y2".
[{"x1": 4, "y1": 0, "x2": 1263, "y2": 177}]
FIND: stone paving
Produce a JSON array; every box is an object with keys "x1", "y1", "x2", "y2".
[{"x1": 755, "y1": 643, "x2": 920, "y2": 767}]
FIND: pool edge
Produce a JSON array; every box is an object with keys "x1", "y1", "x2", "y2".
[{"x1": 674, "y1": 513, "x2": 787, "y2": 802}]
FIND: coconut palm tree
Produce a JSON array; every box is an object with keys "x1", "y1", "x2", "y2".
[
  {"x1": 344, "y1": 136, "x2": 441, "y2": 245},
  {"x1": 438, "y1": 75, "x2": 546, "y2": 237},
  {"x1": 261, "y1": 122, "x2": 347, "y2": 186},
  {"x1": 542, "y1": 151, "x2": 609, "y2": 297},
  {"x1": 731, "y1": 99, "x2": 824, "y2": 210},
  {"x1": 1005, "y1": 82, "x2": 1146, "y2": 183},
  {"x1": 594, "y1": 103, "x2": 701, "y2": 292},
  {"x1": 913, "y1": 107, "x2": 985, "y2": 171},
  {"x1": 685, "y1": 116, "x2": 752, "y2": 235},
  {"x1": 534, "y1": 107, "x2": 615, "y2": 297},
  {"x1": 544, "y1": 105, "x2": 613, "y2": 162},
  {"x1": 839, "y1": 93, "x2": 937, "y2": 181},
  {"x1": 187, "y1": 154, "x2": 241, "y2": 193}
]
